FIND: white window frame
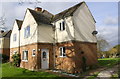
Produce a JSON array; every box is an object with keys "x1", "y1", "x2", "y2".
[
  {"x1": 13, "y1": 33, "x2": 17, "y2": 41},
  {"x1": 22, "y1": 50, "x2": 28, "y2": 62},
  {"x1": 24, "y1": 26, "x2": 30, "y2": 38},
  {"x1": 60, "y1": 21, "x2": 65, "y2": 31},
  {"x1": 32, "y1": 49, "x2": 36, "y2": 57},
  {"x1": 59, "y1": 47, "x2": 66, "y2": 57}
]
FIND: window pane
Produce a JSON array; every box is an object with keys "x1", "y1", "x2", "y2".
[
  {"x1": 43, "y1": 51, "x2": 46, "y2": 58},
  {"x1": 13, "y1": 34, "x2": 17, "y2": 41},
  {"x1": 60, "y1": 48, "x2": 62, "y2": 56},
  {"x1": 22, "y1": 51, "x2": 24, "y2": 60},
  {"x1": 63, "y1": 47, "x2": 66, "y2": 56},
  {"x1": 62, "y1": 21, "x2": 65, "y2": 30},
  {"x1": 24, "y1": 28, "x2": 26, "y2": 38},
  {"x1": 60, "y1": 23, "x2": 62, "y2": 30},
  {"x1": 26, "y1": 51, "x2": 28, "y2": 60},
  {"x1": 27, "y1": 26, "x2": 30, "y2": 37},
  {"x1": 32, "y1": 50, "x2": 35, "y2": 56},
  {"x1": 24, "y1": 26, "x2": 30, "y2": 38}
]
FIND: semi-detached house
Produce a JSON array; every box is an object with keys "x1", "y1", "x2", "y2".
[{"x1": 10, "y1": 2, "x2": 98, "y2": 73}]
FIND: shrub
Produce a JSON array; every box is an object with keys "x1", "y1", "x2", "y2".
[{"x1": 12, "y1": 53, "x2": 21, "y2": 67}]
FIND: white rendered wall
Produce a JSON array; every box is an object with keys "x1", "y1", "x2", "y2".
[
  {"x1": 73, "y1": 3, "x2": 97, "y2": 43},
  {"x1": 10, "y1": 21, "x2": 20, "y2": 48},
  {"x1": 54, "y1": 16, "x2": 74, "y2": 43},
  {"x1": 20, "y1": 9, "x2": 38, "y2": 46}
]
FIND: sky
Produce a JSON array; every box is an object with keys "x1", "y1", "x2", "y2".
[{"x1": 0, "y1": 1, "x2": 118, "y2": 49}]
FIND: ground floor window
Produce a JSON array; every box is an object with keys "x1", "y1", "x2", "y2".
[
  {"x1": 59, "y1": 47, "x2": 66, "y2": 57},
  {"x1": 22, "y1": 50, "x2": 28, "y2": 61},
  {"x1": 32, "y1": 49, "x2": 36, "y2": 57}
]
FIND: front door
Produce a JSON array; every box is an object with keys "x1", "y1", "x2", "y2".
[{"x1": 41, "y1": 49, "x2": 49, "y2": 69}]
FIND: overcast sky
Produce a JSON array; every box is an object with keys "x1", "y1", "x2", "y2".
[{"x1": 0, "y1": 2, "x2": 118, "y2": 49}]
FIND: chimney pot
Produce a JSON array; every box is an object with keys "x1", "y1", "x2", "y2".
[
  {"x1": 35, "y1": 7, "x2": 42, "y2": 12},
  {"x1": 0, "y1": 30, "x2": 4, "y2": 33}
]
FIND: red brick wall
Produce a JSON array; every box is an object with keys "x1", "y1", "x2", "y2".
[
  {"x1": 10, "y1": 43, "x2": 54, "y2": 71},
  {"x1": 10, "y1": 41, "x2": 97, "y2": 73},
  {"x1": 20, "y1": 43, "x2": 38, "y2": 70},
  {"x1": 55, "y1": 41, "x2": 97, "y2": 73}
]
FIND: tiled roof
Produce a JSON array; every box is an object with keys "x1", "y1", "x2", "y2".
[
  {"x1": 22, "y1": 1, "x2": 95, "y2": 25},
  {"x1": 28, "y1": 2, "x2": 85, "y2": 24},
  {"x1": 16, "y1": 19, "x2": 23, "y2": 30},
  {"x1": 52, "y1": 2, "x2": 84, "y2": 22},
  {"x1": 0, "y1": 30, "x2": 12, "y2": 38},
  {"x1": 28, "y1": 9, "x2": 53, "y2": 25}
]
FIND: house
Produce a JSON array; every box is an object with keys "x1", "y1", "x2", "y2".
[
  {"x1": 10, "y1": 2, "x2": 98, "y2": 73},
  {"x1": 10, "y1": 19, "x2": 22, "y2": 59},
  {"x1": 0, "y1": 30, "x2": 11, "y2": 56}
]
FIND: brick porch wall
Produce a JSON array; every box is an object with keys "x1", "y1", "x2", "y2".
[{"x1": 37, "y1": 43, "x2": 54, "y2": 69}]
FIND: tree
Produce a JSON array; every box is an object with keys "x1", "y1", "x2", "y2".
[
  {"x1": 97, "y1": 35, "x2": 110, "y2": 58},
  {"x1": 0, "y1": 14, "x2": 7, "y2": 30},
  {"x1": 97, "y1": 35, "x2": 110, "y2": 51}
]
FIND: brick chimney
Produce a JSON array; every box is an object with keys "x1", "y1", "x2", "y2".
[
  {"x1": 0, "y1": 30, "x2": 4, "y2": 34},
  {"x1": 35, "y1": 7, "x2": 42, "y2": 12}
]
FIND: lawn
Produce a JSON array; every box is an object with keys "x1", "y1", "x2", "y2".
[
  {"x1": 98, "y1": 58, "x2": 120, "y2": 68},
  {"x1": 1, "y1": 58, "x2": 120, "y2": 78},
  {"x1": 2, "y1": 63, "x2": 59, "y2": 78}
]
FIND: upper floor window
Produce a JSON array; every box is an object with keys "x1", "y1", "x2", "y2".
[
  {"x1": 24, "y1": 26, "x2": 30, "y2": 38},
  {"x1": 13, "y1": 34, "x2": 17, "y2": 41},
  {"x1": 60, "y1": 21, "x2": 65, "y2": 31},
  {"x1": 59, "y1": 47, "x2": 66, "y2": 57}
]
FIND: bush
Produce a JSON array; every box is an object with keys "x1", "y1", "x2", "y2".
[
  {"x1": 0, "y1": 54, "x2": 9, "y2": 63},
  {"x1": 12, "y1": 53, "x2": 21, "y2": 67}
]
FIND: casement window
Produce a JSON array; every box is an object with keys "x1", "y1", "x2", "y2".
[
  {"x1": 60, "y1": 21, "x2": 65, "y2": 31},
  {"x1": 32, "y1": 49, "x2": 36, "y2": 56},
  {"x1": 22, "y1": 50, "x2": 28, "y2": 61},
  {"x1": 13, "y1": 34, "x2": 17, "y2": 41},
  {"x1": 59, "y1": 47, "x2": 66, "y2": 57},
  {"x1": 24, "y1": 26, "x2": 30, "y2": 38}
]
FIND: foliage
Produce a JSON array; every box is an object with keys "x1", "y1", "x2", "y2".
[
  {"x1": 97, "y1": 35, "x2": 110, "y2": 51},
  {"x1": 2, "y1": 63, "x2": 59, "y2": 77},
  {"x1": 98, "y1": 44, "x2": 120, "y2": 58},
  {"x1": 98, "y1": 58, "x2": 120, "y2": 68},
  {"x1": 12, "y1": 53, "x2": 21, "y2": 67},
  {"x1": 82, "y1": 56, "x2": 87, "y2": 72},
  {"x1": 0, "y1": 54, "x2": 9, "y2": 63},
  {"x1": 108, "y1": 44, "x2": 120, "y2": 56}
]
